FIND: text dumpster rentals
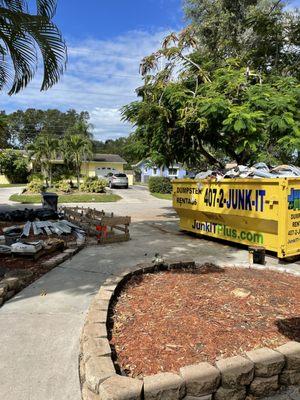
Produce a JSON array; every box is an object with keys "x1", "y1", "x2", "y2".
[{"x1": 172, "y1": 178, "x2": 300, "y2": 258}]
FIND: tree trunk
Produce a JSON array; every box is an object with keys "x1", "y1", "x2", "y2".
[
  {"x1": 49, "y1": 164, "x2": 52, "y2": 187},
  {"x1": 76, "y1": 169, "x2": 80, "y2": 189}
]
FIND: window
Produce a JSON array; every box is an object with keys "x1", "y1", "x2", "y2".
[
  {"x1": 144, "y1": 167, "x2": 148, "y2": 172},
  {"x1": 168, "y1": 168, "x2": 178, "y2": 176},
  {"x1": 153, "y1": 168, "x2": 157, "y2": 175}
]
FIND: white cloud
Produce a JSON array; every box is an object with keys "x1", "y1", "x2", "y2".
[{"x1": 0, "y1": 29, "x2": 172, "y2": 141}]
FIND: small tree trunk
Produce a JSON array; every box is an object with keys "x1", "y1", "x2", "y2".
[
  {"x1": 49, "y1": 164, "x2": 52, "y2": 187},
  {"x1": 76, "y1": 164, "x2": 80, "y2": 189}
]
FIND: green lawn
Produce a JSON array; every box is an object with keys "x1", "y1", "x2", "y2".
[
  {"x1": 0, "y1": 183, "x2": 26, "y2": 188},
  {"x1": 134, "y1": 182, "x2": 148, "y2": 186},
  {"x1": 151, "y1": 192, "x2": 173, "y2": 200},
  {"x1": 9, "y1": 193, "x2": 122, "y2": 204}
]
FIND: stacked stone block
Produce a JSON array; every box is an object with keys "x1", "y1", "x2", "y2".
[{"x1": 277, "y1": 341, "x2": 300, "y2": 387}]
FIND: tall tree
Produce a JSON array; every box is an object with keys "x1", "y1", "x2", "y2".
[
  {"x1": 122, "y1": 0, "x2": 300, "y2": 167},
  {"x1": 0, "y1": 0, "x2": 66, "y2": 94},
  {"x1": 7, "y1": 108, "x2": 91, "y2": 147},
  {"x1": 0, "y1": 112, "x2": 11, "y2": 148},
  {"x1": 184, "y1": 0, "x2": 300, "y2": 76}
]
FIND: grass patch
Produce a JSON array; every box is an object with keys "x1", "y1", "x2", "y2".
[
  {"x1": 9, "y1": 193, "x2": 122, "y2": 204},
  {"x1": 134, "y1": 182, "x2": 148, "y2": 186},
  {"x1": 151, "y1": 192, "x2": 172, "y2": 200},
  {"x1": 0, "y1": 183, "x2": 26, "y2": 188}
]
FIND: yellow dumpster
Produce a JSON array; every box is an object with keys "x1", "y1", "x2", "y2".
[{"x1": 172, "y1": 178, "x2": 300, "y2": 258}]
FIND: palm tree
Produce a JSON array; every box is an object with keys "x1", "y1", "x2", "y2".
[
  {"x1": 62, "y1": 134, "x2": 93, "y2": 188},
  {"x1": 27, "y1": 134, "x2": 58, "y2": 186},
  {"x1": 0, "y1": 0, "x2": 66, "y2": 94}
]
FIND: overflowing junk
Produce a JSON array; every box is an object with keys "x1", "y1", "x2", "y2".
[
  {"x1": 0, "y1": 215, "x2": 85, "y2": 259},
  {"x1": 195, "y1": 163, "x2": 300, "y2": 180}
]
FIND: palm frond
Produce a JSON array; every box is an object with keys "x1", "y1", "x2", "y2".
[
  {"x1": 0, "y1": 0, "x2": 66, "y2": 94},
  {"x1": 36, "y1": 0, "x2": 57, "y2": 18}
]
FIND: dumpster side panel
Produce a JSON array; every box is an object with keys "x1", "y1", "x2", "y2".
[
  {"x1": 286, "y1": 179, "x2": 300, "y2": 257},
  {"x1": 173, "y1": 179, "x2": 281, "y2": 255}
]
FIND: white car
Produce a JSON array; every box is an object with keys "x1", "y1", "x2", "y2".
[{"x1": 106, "y1": 172, "x2": 129, "y2": 189}]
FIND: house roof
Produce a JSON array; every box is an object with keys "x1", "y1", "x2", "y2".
[
  {"x1": 133, "y1": 159, "x2": 183, "y2": 168},
  {"x1": 91, "y1": 154, "x2": 127, "y2": 163}
]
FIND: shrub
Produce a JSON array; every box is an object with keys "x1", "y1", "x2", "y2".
[
  {"x1": 27, "y1": 178, "x2": 44, "y2": 193},
  {"x1": 0, "y1": 150, "x2": 29, "y2": 183},
  {"x1": 55, "y1": 179, "x2": 72, "y2": 193},
  {"x1": 29, "y1": 173, "x2": 44, "y2": 182},
  {"x1": 80, "y1": 177, "x2": 107, "y2": 193},
  {"x1": 148, "y1": 176, "x2": 172, "y2": 194}
]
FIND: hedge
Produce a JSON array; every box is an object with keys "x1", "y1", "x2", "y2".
[{"x1": 148, "y1": 176, "x2": 172, "y2": 194}]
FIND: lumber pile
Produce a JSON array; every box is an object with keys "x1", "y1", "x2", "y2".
[{"x1": 61, "y1": 207, "x2": 131, "y2": 244}]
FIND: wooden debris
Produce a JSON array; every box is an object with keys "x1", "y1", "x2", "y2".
[{"x1": 61, "y1": 206, "x2": 131, "y2": 244}]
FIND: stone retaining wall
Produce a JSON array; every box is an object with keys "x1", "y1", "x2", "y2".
[{"x1": 79, "y1": 260, "x2": 300, "y2": 400}]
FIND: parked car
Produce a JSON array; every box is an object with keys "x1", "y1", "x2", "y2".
[{"x1": 106, "y1": 172, "x2": 129, "y2": 189}]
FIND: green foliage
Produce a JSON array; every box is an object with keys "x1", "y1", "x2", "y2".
[
  {"x1": 0, "y1": 150, "x2": 29, "y2": 183},
  {"x1": 61, "y1": 134, "x2": 93, "y2": 188},
  {"x1": 184, "y1": 0, "x2": 300, "y2": 77},
  {"x1": 27, "y1": 134, "x2": 58, "y2": 185},
  {"x1": 0, "y1": 113, "x2": 11, "y2": 148},
  {"x1": 92, "y1": 135, "x2": 143, "y2": 166},
  {"x1": 7, "y1": 108, "x2": 90, "y2": 147},
  {"x1": 27, "y1": 178, "x2": 44, "y2": 193},
  {"x1": 0, "y1": 0, "x2": 66, "y2": 94},
  {"x1": 55, "y1": 179, "x2": 72, "y2": 193},
  {"x1": 122, "y1": 5, "x2": 300, "y2": 167},
  {"x1": 28, "y1": 172, "x2": 44, "y2": 182},
  {"x1": 80, "y1": 177, "x2": 107, "y2": 193},
  {"x1": 148, "y1": 177, "x2": 172, "y2": 194}
]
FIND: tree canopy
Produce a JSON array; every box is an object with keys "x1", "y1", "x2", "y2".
[
  {"x1": 122, "y1": 0, "x2": 300, "y2": 168},
  {"x1": 3, "y1": 108, "x2": 91, "y2": 147}
]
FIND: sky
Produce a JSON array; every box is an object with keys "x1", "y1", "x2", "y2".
[
  {"x1": 0, "y1": 0, "x2": 184, "y2": 141},
  {"x1": 1, "y1": 0, "x2": 300, "y2": 141}
]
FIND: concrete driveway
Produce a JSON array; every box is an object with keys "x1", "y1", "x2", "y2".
[{"x1": 0, "y1": 185, "x2": 300, "y2": 399}]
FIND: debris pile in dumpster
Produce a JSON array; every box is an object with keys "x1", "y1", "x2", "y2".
[{"x1": 195, "y1": 163, "x2": 300, "y2": 180}]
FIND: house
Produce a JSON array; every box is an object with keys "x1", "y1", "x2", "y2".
[
  {"x1": 0, "y1": 151, "x2": 134, "y2": 185},
  {"x1": 80, "y1": 153, "x2": 134, "y2": 186},
  {"x1": 133, "y1": 159, "x2": 188, "y2": 183}
]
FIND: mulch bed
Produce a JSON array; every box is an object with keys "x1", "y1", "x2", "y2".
[{"x1": 110, "y1": 265, "x2": 300, "y2": 378}]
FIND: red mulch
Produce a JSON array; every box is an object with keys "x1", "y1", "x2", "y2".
[
  {"x1": 110, "y1": 266, "x2": 300, "y2": 378},
  {"x1": 0, "y1": 251, "x2": 61, "y2": 286}
]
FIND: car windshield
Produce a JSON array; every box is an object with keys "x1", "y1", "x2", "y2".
[{"x1": 115, "y1": 174, "x2": 127, "y2": 177}]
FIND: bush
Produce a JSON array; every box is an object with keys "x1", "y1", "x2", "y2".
[
  {"x1": 29, "y1": 173, "x2": 44, "y2": 182},
  {"x1": 80, "y1": 177, "x2": 107, "y2": 193},
  {"x1": 55, "y1": 179, "x2": 72, "y2": 193},
  {"x1": 26, "y1": 178, "x2": 44, "y2": 193},
  {"x1": 0, "y1": 150, "x2": 29, "y2": 183},
  {"x1": 148, "y1": 176, "x2": 172, "y2": 194}
]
